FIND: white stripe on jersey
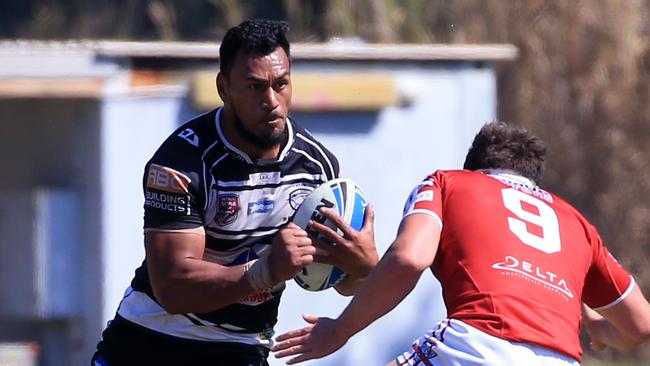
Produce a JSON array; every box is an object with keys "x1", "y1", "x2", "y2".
[
  {"x1": 295, "y1": 132, "x2": 336, "y2": 179},
  {"x1": 203, "y1": 246, "x2": 267, "y2": 266},
  {"x1": 283, "y1": 172, "x2": 327, "y2": 182},
  {"x1": 278, "y1": 119, "x2": 295, "y2": 160},
  {"x1": 117, "y1": 287, "x2": 271, "y2": 346},
  {"x1": 403, "y1": 209, "x2": 443, "y2": 229},
  {"x1": 215, "y1": 109, "x2": 254, "y2": 164},
  {"x1": 291, "y1": 148, "x2": 329, "y2": 179},
  {"x1": 210, "y1": 153, "x2": 229, "y2": 171},
  {"x1": 593, "y1": 276, "x2": 635, "y2": 311},
  {"x1": 212, "y1": 111, "x2": 295, "y2": 165},
  {"x1": 203, "y1": 152, "x2": 228, "y2": 210},
  {"x1": 205, "y1": 227, "x2": 280, "y2": 241},
  {"x1": 198, "y1": 112, "x2": 227, "y2": 210},
  {"x1": 215, "y1": 172, "x2": 326, "y2": 188}
]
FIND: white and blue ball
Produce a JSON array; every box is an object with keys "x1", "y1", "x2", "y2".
[{"x1": 292, "y1": 178, "x2": 368, "y2": 291}]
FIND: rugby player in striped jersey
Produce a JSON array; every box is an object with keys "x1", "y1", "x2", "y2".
[{"x1": 92, "y1": 19, "x2": 378, "y2": 366}]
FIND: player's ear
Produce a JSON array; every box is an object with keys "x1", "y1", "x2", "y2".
[{"x1": 216, "y1": 73, "x2": 228, "y2": 102}]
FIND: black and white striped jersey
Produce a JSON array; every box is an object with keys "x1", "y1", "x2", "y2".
[{"x1": 116, "y1": 108, "x2": 339, "y2": 346}]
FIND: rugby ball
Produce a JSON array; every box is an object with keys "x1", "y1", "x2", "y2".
[{"x1": 292, "y1": 178, "x2": 368, "y2": 291}]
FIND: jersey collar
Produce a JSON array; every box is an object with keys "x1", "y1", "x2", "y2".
[
  {"x1": 215, "y1": 108, "x2": 295, "y2": 164},
  {"x1": 480, "y1": 169, "x2": 537, "y2": 188}
]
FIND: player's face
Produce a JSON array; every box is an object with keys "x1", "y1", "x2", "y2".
[{"x1": 219, "y1": 47, "x2": 292, "y2": 150}]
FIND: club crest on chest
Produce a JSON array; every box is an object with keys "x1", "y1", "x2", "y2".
[{"x1": 215, "y1": 194, "x2": 240, "y2": 225}]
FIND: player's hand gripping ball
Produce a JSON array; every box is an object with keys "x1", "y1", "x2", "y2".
[{"x1": 292, "y1": 178, "x2": 368, "y2": 291}]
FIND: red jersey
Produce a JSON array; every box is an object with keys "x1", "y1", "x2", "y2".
[{"x1": 402, "y1": 169, "x2": 633, "y2": 361}]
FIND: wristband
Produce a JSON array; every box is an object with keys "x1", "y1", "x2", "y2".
[{"x1": 244, "y1": 256, "x2": 274, "y2": 293}]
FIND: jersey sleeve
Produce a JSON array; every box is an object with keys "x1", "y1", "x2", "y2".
[
  {"x1": 324, "y1": 147, "x2": 340, "y2": 180},
  {"x1": 311, "y1": 135, "x2": 340, "y2": 180},
  {"x1": 582, "y1": 226, "x2": 634, "y2": 311},
  {"x1": 295, "y1": 123, "x2": 340, "y2": 180},
  {"x1": 402, "y1": 172, "x2": 443, "y2": 228},
  {"x1": 143, "y1": 134, "x2": 205, "y2": 230}
]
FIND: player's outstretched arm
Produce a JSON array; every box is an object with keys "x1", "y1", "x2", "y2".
[
  {"x1": 146, "y1": 224, "x2": 315, "y2": 314},
  {"x1": 583, "y1": 285, "x2": 650, "y2": 350},
  {"x1": 309, "y1": 204, "x2": 379, "y2": 295},
  {"x1": 272, "y1": 213, "x2": 440, "y2": 364}
]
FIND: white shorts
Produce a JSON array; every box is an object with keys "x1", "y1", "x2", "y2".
[{"x1": 395, "y1": 319, "x2": 580, "y2": 366}]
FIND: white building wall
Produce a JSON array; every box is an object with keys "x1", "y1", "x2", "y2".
[{"x1": 100, "y1": 95, "x2": 184, "y2": 323}]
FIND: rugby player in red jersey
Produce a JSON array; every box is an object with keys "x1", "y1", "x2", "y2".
[{"x1": 272, "y1": 121, "x2": 650, "y2": 365}]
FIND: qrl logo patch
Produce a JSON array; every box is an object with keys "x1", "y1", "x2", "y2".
[{"x1": 215, "y1": 194, "x2": 240, "y2": 225}]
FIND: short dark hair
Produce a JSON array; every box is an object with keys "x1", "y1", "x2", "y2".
[
  {"x1": 463, "y1": 121, "x2": 546, "y2": 183},
  {"x1": 219, "y1": 19, "x2": 291, "y2": 77}
]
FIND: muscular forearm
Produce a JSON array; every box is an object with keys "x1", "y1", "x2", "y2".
[
  {"x1": 587, "y1": 317, "x2": 646, "y2": 350},
  {"x1": 151, "y1": 258, "x2": 262, "y2": 314},
  {"x1": 334, "y1": 214, "x2": 439, "y2": 338},
  {"x1": 334, "y1": 275, "x2": 365, "y2": 296},
  {"x1": 584, "y1": 286, "x2": 650, "y2": 351},
  {"x1": 145, "y1": 229, "x2": 282, "y2": 314},
  {"x1": 147, "y1": 224, "x2": 313, "y2": 315},
  {"x1": 335, "y1": 249, "x2": 423, "y2": 338}
]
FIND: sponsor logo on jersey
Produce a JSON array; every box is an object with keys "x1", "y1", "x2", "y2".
[
  {"x1": 145, "y1": 164, "x2": 191, "y2": 214},
  {"x1": 415, "y1": 190, "x2": 434, "y2": 203},
  {"x1": 238, "y1": 292, "x2": 273, "y2": 305},
  {"x1": 403, "y1": 179, "x2": 437, "y2": 215},
  {"x1": 248, "y1": 171, "x2": 282, "y2": 185},
  {"x1": 288, "y1": 187, "x2": 313, "y2": 210},
  {"x1": 492, "y1": 255, "x2": 574, "y2": 298},
  {"x1": 237, "y1": 281, "x2": 284, "y2": 306},
  {"x1": 146, "y1": 164, "x2": 191, "y2": 194},
  {"x1": 178, "y1": 128, "x2": 199, "y2": 147},
  {"x1": 145, "y1": 191, "x2": 189, "y2": 214},
  {"x1": 497, "y1": 177, "x2": 554, "y2": 203},
  {"x1": 215, "y1": 194, "x2": 240, "y2": 225},
  {"x1": 248, "y1": 199, "x2": 275, "y2": 215}
]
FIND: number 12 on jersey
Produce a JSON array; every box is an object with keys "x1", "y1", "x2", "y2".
[{"x1": 501, "y1": 188, "x2": 561, "y2": 254}]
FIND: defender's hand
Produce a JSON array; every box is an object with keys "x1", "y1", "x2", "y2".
[
  {"x1": 267, "y1": 223, "x2": 316, "y2": 283},
  {"x1": 309, "y1": 204, "x2": 378, "y2": 278},
  {"x1": 272, "y1": 314, "x2": 348, "y2": 364}
]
